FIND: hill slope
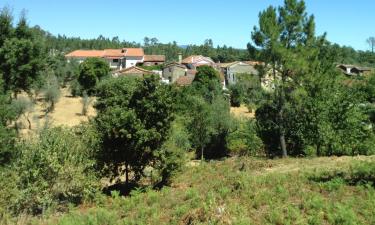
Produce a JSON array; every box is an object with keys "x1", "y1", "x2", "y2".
[{"x1": 30, "y1": 156, "x2": 375, "y2": 224}]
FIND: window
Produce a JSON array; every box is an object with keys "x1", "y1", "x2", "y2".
[{"x1": 113, "y1": 59, "x2": 119, "y2": 63}]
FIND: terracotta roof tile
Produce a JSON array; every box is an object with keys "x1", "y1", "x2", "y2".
[
  {"x1": 65, "y1": 48, "x2": 144, "y2": 58},
  {"x1": 144, "y1": 55, "x2": 165, "y2": 62},
  {"x1": 182, "y1": 55, "x2": 214, "y2": 64},
  {"x1": 123, "y1": 48, "x2": 144, "y2": 57},
  {"x1": 114, "y1": 66, "x2": 155, "y2": 75},
  {"x1": 65, "y1": 50, "x2": 104, "y2": 58}
]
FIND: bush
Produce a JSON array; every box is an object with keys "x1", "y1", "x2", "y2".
[
  {"x1": 81, "y1": 92, "x2": 93, "y2": 116},
  {"x1": 229, "y1": 85, "x2": 242, "y2": 107},
  {"x1": 154, "y1": 118, "x2": 190, "y2": 186},
  {"x1": 43, "y1": 75, "x2": 61, "y2": 113},
  {"x1": 226, "y1": 118, "x2": 264, "y2": 156},
  {"x1": 7, "y1": 127, "x2": 99, "y2": 215},
  {"x1": 69, "y1": 79, "x2": 83, "y2": 97}
]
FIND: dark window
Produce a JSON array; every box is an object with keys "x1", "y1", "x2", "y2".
[{"x1": 113, "y1": 59, "x2": 119, "y2": 63}]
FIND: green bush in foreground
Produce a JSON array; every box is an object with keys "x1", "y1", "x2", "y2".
[{"x1": 0, "y1": 127, "x2": 99, "y2": 216}]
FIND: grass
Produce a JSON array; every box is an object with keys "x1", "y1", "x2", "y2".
[
  {"x1": 230, "y1": 105, "x2": 255, "y2": 119},
  {"x1": 17, "y1": 88, "x2": 96, "y2": 136},
  {"x1": 15, "y1": 155, "x2": 375, "y2": 225}
]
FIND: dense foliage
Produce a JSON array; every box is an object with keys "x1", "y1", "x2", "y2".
[
  {"x1": 78, "y1": 58, "x2": 110, "y2": 94},
  {"x1": 94, "y1": 75, "x2": 174, "y2": 184},
  {"x1": 1, "y1": 0, "x2": 375, "y2": 223}
]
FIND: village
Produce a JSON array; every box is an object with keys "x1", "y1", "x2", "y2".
[
  {"x1": 65, "y1": 47, "x2": 373, "y2": 89},
  {"x1": 2, "y1": 1, "x2": 375, "y2": 224}
]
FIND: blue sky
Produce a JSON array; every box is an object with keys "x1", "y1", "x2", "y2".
[{"x1": 3, "y1": 0, "x2": 375, "y2": 50}]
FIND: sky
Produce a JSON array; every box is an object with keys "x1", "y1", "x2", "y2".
[{"x1": 3, "y1": 0, "x2": 375, "y2": 50}]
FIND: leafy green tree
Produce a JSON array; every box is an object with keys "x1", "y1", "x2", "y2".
[
  {"x1": 0, "y1": 76, "x2": 16, "y2": 165},
  {"x1": 252, "y1": 0, "x2": 317, "y2": 157},
  {"x1": 192, "y1": 65, "x2": 223, "y2": 103},
  {"x1": 154, "y1": 117, "x2": 190, "y2": 186},
  {"x1": 94, "y1": 75, "x2": 173, "y2": 185},
  {"x1": 0, "y1": 13, "x2": 46, "y2": 97},
  {"x1": 187, "y1": 96, "x2": 213, "y2": 161},
  {"x1": 78, "y1": 58, "x2": 109, "y2": 94}
]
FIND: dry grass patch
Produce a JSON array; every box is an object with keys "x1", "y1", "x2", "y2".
[
  {"x1": 17, "y1": 88, "x2": 96, "y2": 135},
  {"x1": 230, "y1": 105, "x2": 255, "y2": 119}
]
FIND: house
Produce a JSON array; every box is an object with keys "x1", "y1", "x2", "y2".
[
  {"x1": 162, "y1": 62, "x2": 187, "y2": 83},
  {"x1": 337, "y1": 64, "x2": 372, "y2": 76},
  {"x1": 65, "y1": 48, "x2": 157, "y2": 70},
  {"x1": 219, "y1": 61, "x2": 259, "y2": 86},
  {"x1": 181, "y1": 55, "x2": 216, "y2": 69},
  {"x1": 112, "y1": 66, "x2": 156, "y2": 78},
  {"x1": 143, "y1": 55, "x2": 165, "y2": 66}
]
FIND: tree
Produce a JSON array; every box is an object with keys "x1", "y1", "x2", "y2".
[
  {"x1": 367, "y1": 37, "x2": 375, "y2": 53},
  {"x1": 12, "y1": 96, "x2": 34, "y2": 130},
  {"x1": 43, "y1": 74, "x2": 60, "y2": 114},
  {"x1": 94, "y1": 75, "x2": 173, "y2": 185},
  {"x1": 252, "y1": 0, "x2": 317, "y2": 157},
  {"x1": 192, "y1": 65, "x2": 223, "y2": 103},
  {"x1": 0, "y1": 76, "x2": 16, "y2": 165},
  {"x1": 187, "y1": 96, "x2": 213, "y2": 161},
  {"x1": 78, "y1": 58, "x2": 109, "y2": 94},
  {"x1": 0, "y1": 11, "x2": 46, "y2": 97}
]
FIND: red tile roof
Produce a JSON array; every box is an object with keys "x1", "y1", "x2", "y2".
[
  {"x1": 123, "y1": 48, "x2": 144, "y2": 57},
  {"x1": 144, "y1": 55, "x2": 165, "y2": 62},
  {"x1": 65, "y1": 50, "x2": 104, "y2": 58},
  {"x1": 182, "y1": 55, "x2": 214, "y2": 64},
  {"x1": 65, "y1": 48, "x2": 144, "y2": 58},
  {"x1": 115, "y1": 66, "x2": 155, "y2": 75}
]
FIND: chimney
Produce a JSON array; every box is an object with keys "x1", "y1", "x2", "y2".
[{"x1": 178, "y1": 53, "x2": 182, "y2": 64}]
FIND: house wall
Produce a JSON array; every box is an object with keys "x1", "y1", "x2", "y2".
[
  {"x1": 163, "y1": 66, "x2": 186, "y2": 83},
  {"x1": 144, "y1": 62, "x2": 163, "y2": 66},
  {"x1": 104, "y1": 58, "x2": 122, "y2": 69},
  {"x1": 226, "y1": 64, "x2": 258, "y2": 85},
  {"x1": 125, "y1": 56, "x2": 144, "y2": 68}
]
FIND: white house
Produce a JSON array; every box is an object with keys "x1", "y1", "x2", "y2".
[{"x1": 65, "y1": 48, "x2": 146, "y2": 70}]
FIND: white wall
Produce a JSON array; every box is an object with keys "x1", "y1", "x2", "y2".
[{"x1": 125, "y1": 56, "x2": 144, "y2": 68}]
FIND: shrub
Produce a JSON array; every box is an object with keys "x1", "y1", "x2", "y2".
[
  {"x1": 154, "y1": 118, "x2": 190, "y2": 186},
  {"x1": 9, "y1": 127, "x2": 99, "y2": 215},
  {"x1": 229, "y1": 85, "x2": 242, "y2": 107},
  {"x1": 226, "y1": 118, "x2": 264, "y2": 156},
  {"x1": 81, "y1": 91, "x2": 93, "y2": 116},
  {"x1": 69, "y1": 79, "x2": 83, "y2": 97},
  {"x1": 43, "y1": 75, "x2": 61, "y2": 113},
  {"x1": 12, "y1": 96, "x2": 34, "y2": 130}
]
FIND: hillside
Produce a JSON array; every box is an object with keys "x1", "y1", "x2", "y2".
[{"x1": 26, "y1": 156, "x2": 375, "y2": 225}]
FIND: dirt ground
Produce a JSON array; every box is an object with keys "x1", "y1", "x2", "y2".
[
  {"x1": 230, "y1": 105, "x2": 255, "y2": 119},
  {"x1": 17, "y1": 88, "x2": 96, "y2": 135}
]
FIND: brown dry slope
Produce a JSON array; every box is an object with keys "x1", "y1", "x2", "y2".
[{"x1": 18, "y1": 88, "x2": 96, "y2": 135}]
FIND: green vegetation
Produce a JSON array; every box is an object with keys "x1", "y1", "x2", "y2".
[
  {"x1": 15, "y1": 156, "x2": 375, "y2": 225},
  {"x1": 0, "y1": 0, "x2": 375, "y2": 224},
  {"x1": 94, "y1": 75, "x2": 174, "y2": 185},
  {"x1": 78, "y1": 58, "x2": 110, "y2": 94}
]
